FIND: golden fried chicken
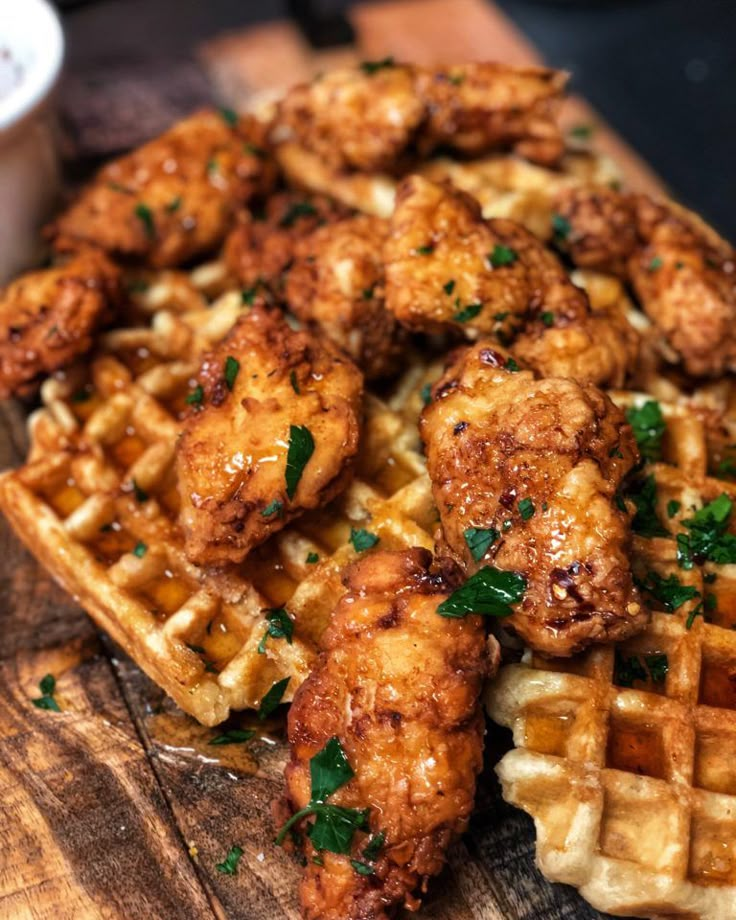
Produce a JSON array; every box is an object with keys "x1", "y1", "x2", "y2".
[
  {"x1": 554, "y1": 185, "x2": 736, "y2": 377},
  {"x1": 286, "y1": 215, "x2": 407, "y2": 380},
  {"x1": 384, "y1": 175, "x2": 638, "y2": 386},
  {"x1": 223, "y1": 191, "x2": 351, "y2": 294},
  {"x1": 51, "y1": 110, "x2": 277, "y2": 268},
  {"x1": 177, "y1": 305, "x2": 363, "y2": 566},
  {"x1": 420, "y1": 342, "x2": 647, "y2": 656},
  {"x1": 283, "y1": 548, "x2": 493, "y2": 920},
  {"x1": 0, "y1": 249, "x2": 120, "y2": 398},
  {"x1": 273, "y1": 62, "x2": 566, "y2": 174}
]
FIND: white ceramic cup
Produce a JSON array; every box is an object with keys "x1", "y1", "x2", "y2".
[{"x1": 0, "y1": 0, "x2": 64, "y2": 284}]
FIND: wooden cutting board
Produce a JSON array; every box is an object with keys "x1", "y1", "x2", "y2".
[{"x1": 0, "y1": 2, "x2": 662, "y2": 917}]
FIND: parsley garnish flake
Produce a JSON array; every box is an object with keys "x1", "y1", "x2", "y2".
[
  {"x1": 437, "y1": 566, "x2": 526, "y2": 618},
  {"x1": 285, "y1": 425, "x2": 315, "y2": 499}
]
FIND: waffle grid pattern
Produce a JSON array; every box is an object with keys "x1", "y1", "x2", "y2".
[
  {"x1": 488, "y1": 391, "x2": 736, "y2": 919},
  {"x1": 0, "y1": 266, "x2": 436, "y2": 725}
]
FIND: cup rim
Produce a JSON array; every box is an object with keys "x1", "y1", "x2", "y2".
[{"x1": 0, "y1": 0, "x2": 64, "y2": 134}]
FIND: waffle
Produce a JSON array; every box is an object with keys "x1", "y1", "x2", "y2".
[
  {"x1": 487, "y1": 388, "x2": 736, "y2": 919},
  {"x1": 0, "y1": 266, "x2": 438, "y2": 726}
]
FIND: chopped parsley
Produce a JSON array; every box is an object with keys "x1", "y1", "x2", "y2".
[
  {"x1": 132, "y1": 479, "x2": 148, "y2": 503},
  {"x1": 276, "y1": 737, "x2": 370, "y2": 855},
  {"x1": 540, "y1": 311, "x2": 555, "y2": 327},
  {"x1": 568, "y1": 123, "x2": 593, "y2": 140},
  {"x1": 350, "y1": 528, "x2": 380, "y2": 552},
  {"x1": 359, "y1": 56, "x2": 395, "y2": 74},
  {"x1": 219, "y1": 106, "x2": 238, "y2": 126},
  {"x1": 614, "y1": 651, "x2": 668, "y2": 687},
  {"x1": 626, "y1": 400, "x2": 666, "y2": 462},
  {"x1": 677, "y1": 494, "x2": 736, "y2": 569},
  {"x1": 285, "y1": 425, "x2": 315, "y2": 500},
  {"x1": 290, "y1": 369, "x2": 300, "y2": 394},
  {"x1": 667, "y1": 499, "x2": 681, "y2": 518},
  {"x1": 505, "y1": 357, "x2": 520, "y2": 372},
  {"x1": 420, "y1": 383, "x2": 432, "y2": 406},
  {"x1": 686, "y1": 602, "x2": 704, "y2": 630},
  {"x1": 206, "y1": 158, "x2": 219, "y2": 175},
  {"x1": 443, "y1": 279, "x2": 456, "y2": 295},
  {"x1": 31, "y1": 674, "x2": 60, "y2": 712},
  {"x1": 216, "y1": 845, "x2": 244, "y2": 875},
  {"x1": 132, "y1": 541, "x2": 147, "y2": 558},
  {"x1": 71, "y1": 387, "x2": 92, "y2": 403},
  {"x1": 648, "y1": 255, "x2": 663, "y2": 272},
  {"x1": 362, "y1": 831, "x2": 385, "y2": 862},
  {"x1": 362, "y1": 286, "x2": 375, "y2": 300},
  {"x1": 463, "y1": 527, "x2": 499, "y2": 562},
  {"x1": 165, "y1": 196, "x2": 182, "y2": 213},
  {"x1": 454, "y1": 302, "x2": 482, "y2": 323},
  {"x1": 518, "y1": 498, "x2": 535, "y2": 521},
  {"x1": 488, "y1": 244, "x2": 518, "y2": 268},
  {"x1": 134, "y1": 203, "x2": 155, "y2": 239},
  {"x1": 241, "y1": 285, "x2": 259, "y2": 305},
  {"x1": 258, "y1": 677, "x2": 290, "y2": 719},
  {"x1": 351, "y1": 860, "x2": 374, "y2": 876},
  {"x1": 638, "y1": 571, "x2": 700, "y2": 612},
  {"x1": 628, "y1": 475, "x2": 667, "y2": 537},
  {"x1": 551, "y1": 213, "x2": 571, "y2": 240},
  {"x1": 306, "y1": 552, "x2": 320, "y2": 564},
  {"x1": 185, "y1": 384, "x2": 204, "y2": 407},
  {"x1": 280, "y1": 201, "x2": 318, "y2": 227},
  {"x1": 437, "y1": 566, "x2": 526, "y2": 619},
  {"x1": 717, "y1": 458, "x2": 736, "y2": 478},
  {"x1": 416, "y1": 244, "x2": 435, "y2": 255},
  {"x1": 224, "y1": 356, "x2": 240, "y2": 390},
  {"x1": 209, "y1": 728, "x2": 255, "y2": 745},
  {"x1": 257, "y1": 608, "x2": 294, "y2": 654},
  {"x1": 261, "y1": 499, "x2": 284, "y2": 519},
  {"x1": 244, "y1": 142, "x2": 267, "y2": 158}
]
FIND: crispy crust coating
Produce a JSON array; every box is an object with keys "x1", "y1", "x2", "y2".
[
  {"x1": 555, "y1": 185, "x2": 736, "y2": 377},
  {"x1": 0, "y1": 249, "x2": 120, "y2": 398},
  {"x1": 176, "y1": 305, "x2": 363, "y2": 566},
  {"x1": 51, "y1": 110, "x2": 278, "y2": 268},
  {"x1": 273, "y1": 62, "x2": 566, "y2": 174},
  {"x1": 420, "y1": 342, "x2": 648, "y2": 656},
  {"x1": 385, "y1": 175, "x2": 638, "y2": 386},
  {"x1": 286, "y1": 215, "x2": 408, "y2": 380},
  {"x1": 285, "y1": 548, "x2": 492, "y2": 920},
  {"x1": 223, "y1": 191, "x2": 351, "y2": 293}
]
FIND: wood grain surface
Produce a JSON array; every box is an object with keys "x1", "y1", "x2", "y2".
[{"x1": 0, "y1": 1, "x2": 655, "y2": 916}]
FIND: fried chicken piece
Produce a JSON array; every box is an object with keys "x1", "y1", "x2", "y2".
[
  {"x1": 177, "y1": 305, "x2": 363, "y2": 566},
  {"x1": 51, "y1": 110, "x2": 277, "y2": 268},
  {"x1": 223, "y1": 191, "x2": 351, "y2": 294},
  {"x1": 0, "y1": 249, "x2": 120, "y2": 398},
  {"x1": 284, "y1": 548, "x2": 493, "y2": 920},
  {"x1": 420, "y1": 342, "x2": 647, "y2": 656},
  {"x1": 554, "y1": 185, "x2": 736, "y2": 377},
  {"x1": 416, "y1": 63, "x2": 567, "y2": 166},
  {"x1": 385, "y1": 176, "x2": 637, "y2": 386},
  {"x1": 273, "y1": 62, "x2": 566, "y2": 174},
  {"x1": 286, "y1": 215, "x2": 407, "y2": 379}
]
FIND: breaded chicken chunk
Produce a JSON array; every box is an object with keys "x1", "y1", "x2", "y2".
[
  {"x1": 283, "y1": 548, "x2": 493, "y2": 920},
  {"x1": 286, "y1": 215, "x2": 407, "y2": 379},
  {"x1": 273, "y1": 61, "x2": 566, "y2": 174},
  {"x1": 0, "y1": 249, "x2": 120, "y2": 398},
  {"x1": 420, "y1": 342, "x2": 647, "y2": 656},
  {"x1": 223, "y1": 191, "x2": 350, "y2": 294},
  {"x1": 385, "y1": 176, "x2": 638, "y2": 386},
  {"x1": 554, "y1": 185, "x2": 736, "y2": 377},
  {"x1": 52, "y1": 110, "x2": 277, "y2": 268},
  {"x1": 177, "y1": 305, "x2": 363, "y2": 566}
]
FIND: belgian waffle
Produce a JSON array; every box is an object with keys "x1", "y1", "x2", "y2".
[
  {"x1": 0, "y1": 266, "x2": 438, "y2": 726},
  {"x1": 487, "y1": 389, "x2": 736, "y2": 918}
]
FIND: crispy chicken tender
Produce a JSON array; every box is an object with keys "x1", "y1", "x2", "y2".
[
  {"x1": 223, "y1": 191, "x2": 350, "y2": 293},
  {"x1": 554, "y1": 185, "x2": 736, "y2": 377},
  {"x1": 385, "y1": 176, "x2": 637, "y2": 386},
  {"x1": 177, "y1": 305, "x2": 363, "y2": 567},
  {"x1": 52, "y1": 110, "x2": 277, "y2": 268},
  {"x1": 420, "y1": 342, "x2": 647, "y2": 656},
  {"x1": 286, "y1": 215, "x2": 407, "y2": 379},
  {"x1": 285, "y1": 548, "x2": 493, "y2": 920},
  {"x1": 0, "y1": 250, "x2": 120, "y2": 398},
  {"x1": 273, "y1": 62, "x2": 566, "y2": 174}
]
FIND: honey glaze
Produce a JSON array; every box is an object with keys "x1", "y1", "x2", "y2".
[
  {"x1": 145, "y1": 704, "x2": 264, "y2": 774},
  {"x1": 699, "y1": 657, "x2": 736, "y2": 710},
  {"x1": 689, "y1": 819, "x2": 736, "y2": 885},
  {"x1": 606, "y1": 721, "x2": 665, "y2": 778},
  {"x1": 523, "y1": 710, "x2": 573, "y2": 757}
]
